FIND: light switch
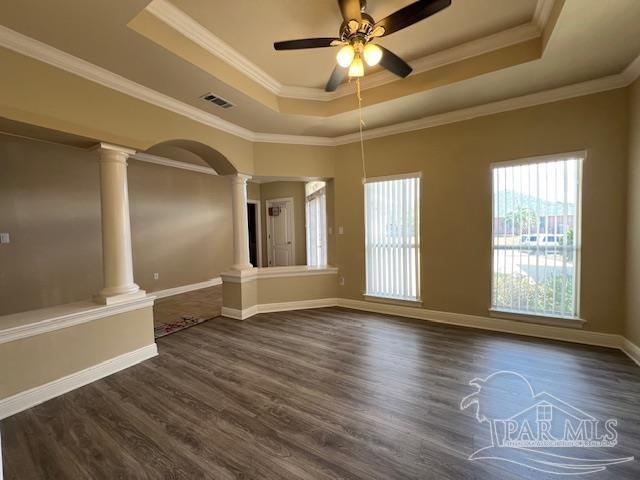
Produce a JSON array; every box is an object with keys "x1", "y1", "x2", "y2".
[
  {"x1": 0, "y1": 233, "x2": 9, "y2": 244},
  {"x1": 338, "y1": 226, "x2": 344, "y2": 235},
  {"x1": 328, "y1": 227, "x2": 333, "y2": 235},
  {"x1": 153, "y1": 273, "x2": 159, "y2": 280}
]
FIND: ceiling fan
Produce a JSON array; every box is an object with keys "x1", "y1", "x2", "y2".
[{"x1": 274, "y1": 0, "x2": 452, "y2": 92}]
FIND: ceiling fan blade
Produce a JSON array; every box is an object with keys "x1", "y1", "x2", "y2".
[
  {"x1": 374, "y1": 0, "x2": 451, "y2": 37},
  {"x1": 378, "y1": 46, "x2": 413, "y2": 78},
  {"x1": 325, "y1": 66, "x2": 348, "y2": 92},
  {"x1": 338, "y1": 0, "x2": 362, "y2": 22},
  {"x1": 274, "y1": 38, "x2": 341, "y2": 50}
]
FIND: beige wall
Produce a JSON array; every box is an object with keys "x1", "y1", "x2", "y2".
[
  {"x1": 246, "y1": 181, "x2": 261, "y2": 201},
  {"x1": 0, "y1": 47, "x2": 339, "y2": 179},
  {"x1": 626, "y1": 79, "x2": 640, "y2": 345},
  {"x1": 0, "y1": 134, "x2": 103, "y2": 315},
  {"x1": 222, "y1": 279, "x2": 257, "y2": 311},
  {"x1": 0, "y1": 134, "x2": 234, "y2": 315},
  {"x1": 257, "y1": 275, "x2": 337, "y2": 305},
  {"x1": 334, "y1": 89, "x2": 629, "y2": 335},
  {"x1": 252, "y1": 143, "x2": 335, "y2": 179},
  {"x1": 222, "y1": 272, "x2": 337, "y2": 311},
  {"x1": 0, "y1": 47, "x2": 254, "y2": 174},
  {"x1": 128, "y1": 160, "x2": 233, "y2": 292},
  {"x1": 0, "y1": 306, "x2": 154, "y2": 399},
  {"x1": 260, "y1": 182, "x2": 307, "y2": 266}
]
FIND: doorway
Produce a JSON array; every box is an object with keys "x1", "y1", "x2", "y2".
[
  {"x1": 247, "y1": 200, "x2": 261, "y2": 267},
  {"x1": 266, "y1": 197, "x2": 295, "y2": 266}
]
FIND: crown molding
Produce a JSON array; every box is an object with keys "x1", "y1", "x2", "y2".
[
  {"x1": 0, "y1": 25, "x2": 259, "y2": 142},
  {"x1": 146, "y1": 0, "x2": 283, "y2": 94},
  {"x1": 332, "y1": 73, "x2": 630, "y2": 145},
  {"x1": 130, "y1": 152, "x2": 218, "y2": 174},
  {"x1": 252, "y1": 132, "x2": 335, "y2": 146},
  {"x1": 0, "y1": 24, "x2": 638, "y2": 149},
  {"x1": 145, "y1": 0, "x2": 548, "y2": 102},
  {"x1": 533, "y1": 0, "x2": 557, "y2": 31},
  {"x1": 333, "y1": 22, "x2": 541, "y2": 96},
  {"x1": 622, "y1": 52, "x2": 640, "y2": 85}
]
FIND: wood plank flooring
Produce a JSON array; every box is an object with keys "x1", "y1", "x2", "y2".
[
  {"x1": 153, "y1": 285, "x2": 222, "y2": 338},
  {"x1": 2, "y1": 307, "x2": 639, "y2": 479}
]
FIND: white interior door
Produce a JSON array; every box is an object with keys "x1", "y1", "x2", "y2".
[{"x1": 266, "y1": 198, "x2": 295, "y2": 266}]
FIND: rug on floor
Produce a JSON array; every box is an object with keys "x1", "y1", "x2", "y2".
[{"x1": 154, "y1": 315, "x2": 216, "y2": 338}]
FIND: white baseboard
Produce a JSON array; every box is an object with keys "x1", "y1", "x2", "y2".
[
  {"x1": 221, "y1": 305, "x2": 258, "y2": 320},
  {"x1": 219, "y1": 296, "x2": 637, "y2": 365},
  {"x1": 336, "y1": 299, "x2": 623, "y2": 349},
  {"x1": 221, "y1": 298, "x2": 337, "y2": 320},
  {"x1": 152, "y1": 277, "x2": 222, "y2": 299},
  {"x1": 622, "y1": 337, "x2": 640, "y2": 367},
  {"x1": 0, "y1": 343, "x2": 158, "y2": 420}
]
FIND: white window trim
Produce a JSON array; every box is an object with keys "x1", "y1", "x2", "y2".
[
  {"x1": 305, "y1": 186, "x2": 328, "y2": 267},
  {"x1": 490, "y1": 151, "x2": 585, "y2": 322},
  {"x1": 489, "y1": 308, "x2": 586, "y2": 329},
  {"x1": 489, "y1": 150, "x2": 587, "y2": 169},
  {"x1": 363, "y1": 171, "x2": 422, "y2": 183},
  {"x1": 364, "y1": 172, "x2": 421, "y2": 302}
]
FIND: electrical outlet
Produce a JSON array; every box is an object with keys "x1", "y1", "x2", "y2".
[
  {"x1": 0, "y1": 233, "x2": 9, "y2": 244},
  {"x1": 153, "y1": 273, "x2": 159, "y2": 280},
  {"x1": 339, "y1": 276, "x2": 345, "y2": 286}
]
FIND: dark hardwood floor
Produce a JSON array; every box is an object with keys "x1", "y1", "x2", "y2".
[{"x1": 2, "y1": 307, "x2": 639, "y2": 479}]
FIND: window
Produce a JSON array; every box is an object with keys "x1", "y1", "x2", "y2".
[
  {"x1": 491, "y1": 154, "x2": 583, "y2": 318},
  {"x1": 537, "y1": 404, "x2": 553, "y2": 422},
  {"x1": 306, "y1": 181, "x2": 327, "y2": 266},
  {"x1": 365, "y1": 173, "x2": 420, "y2": 301}
]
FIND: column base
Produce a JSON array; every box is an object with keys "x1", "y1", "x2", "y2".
[
  {"x1": 93, "y1": 289, "x2": 147, "y2": 305},
  {"x1": 231, "y1": 263, "x2": 254, "y2": 271}
]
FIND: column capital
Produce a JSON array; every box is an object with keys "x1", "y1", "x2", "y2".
[
  {"x1": 91, "y1": 142, "x2": 136, "y2": 158},
  {"x1": 229, "y1": 173, "x2": 252, "y2": 184}
]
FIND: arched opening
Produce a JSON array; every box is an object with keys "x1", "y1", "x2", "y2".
[
  {"x1": 145, "y1": 139, "x2": 238, "y2": 175},
  {"x1": 129, "y1": 139, "x2": 238, "y2": 338}
]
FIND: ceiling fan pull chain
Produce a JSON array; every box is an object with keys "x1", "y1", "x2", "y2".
[{"x1": 356, "y1": 78, "x2": 367, "y2": 182}]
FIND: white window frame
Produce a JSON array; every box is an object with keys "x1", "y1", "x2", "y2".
[
  {"x1": 490, "y1": 151, "x2": 584, "y2": 322},
  {"x1": 364, "y1": 172, "x2": 421, "y2": 303},
  {"x1": 305, "y1": 186, "x2": 328, "y2": 267}
]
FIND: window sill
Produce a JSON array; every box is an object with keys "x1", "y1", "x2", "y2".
[
  {"x1": 363, "y1": 295, "x2": 423, "y2": 308},
  {"x1": 489, "y1": 308, "x2": 586, "y2": 329}
]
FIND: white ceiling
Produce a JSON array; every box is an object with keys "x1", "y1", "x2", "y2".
[{"x1": 171, "y1": 0, "x2": 537, "y2": 89}]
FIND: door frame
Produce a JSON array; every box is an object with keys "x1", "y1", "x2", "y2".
[
  {"x1": 265, "y1": 197, "x2": 295, "y2": 267},
  {"x1": 247, "y1": 199, "x2": 262, "y2": 268}
]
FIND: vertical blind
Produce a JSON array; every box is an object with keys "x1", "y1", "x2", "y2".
[
  {"x1": 491, "y1": 155, "x2": 582, "y2": 318},
  {"x1": 306, "y1": 188, "x2": 327, "y2": 266},
  {"x1": 365, "y1": 174, "x2": 420, "y2": 301}
]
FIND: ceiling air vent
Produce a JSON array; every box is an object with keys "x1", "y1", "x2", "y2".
[{"x1": 200, "y1": 93, "x2": 234, "y2": 109}]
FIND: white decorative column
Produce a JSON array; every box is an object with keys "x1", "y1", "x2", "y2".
[
  {"x1": 93, "y1": 143, "x2": 145, "y2": 304},
  {"x1": 230, "y1": 173, "x2": 253, "y2": 271}
]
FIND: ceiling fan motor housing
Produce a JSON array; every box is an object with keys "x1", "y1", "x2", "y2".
[{"x1": 339, "y1": 13, "x2": 375, "y2": 44}]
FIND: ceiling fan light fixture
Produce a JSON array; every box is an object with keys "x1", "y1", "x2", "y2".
[
  {"x1": 363, "y1": 43, "x2": 383, "y2": 66},
  {"x1": 336, "y1": 44, "x2": 355, "y2": 68},
  {"x1": 348, "y1": 56, "x2": 365, "y2": 77}
]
